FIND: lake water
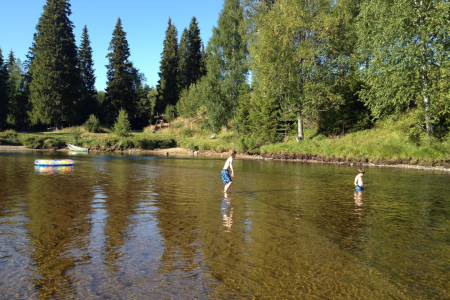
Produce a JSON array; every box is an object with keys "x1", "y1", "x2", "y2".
[{"x1": 0, "y1": 151, "x2": 449, "y2": 299}]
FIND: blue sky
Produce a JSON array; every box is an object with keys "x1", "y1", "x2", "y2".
[{"x1": 0, "y1": 0, "x2": 224, "y2": 91}]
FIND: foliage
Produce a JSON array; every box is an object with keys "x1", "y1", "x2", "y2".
[
  {"x1": 177, "y1": 80, "x2": 205, "y2": 129},
  {"x1": 105, "y1": 18, "x2": 136, "y2": 116},
  {"x1": 0, "y1": 48, "x2": 8, "y2": 129},
  {"x1": 186, "y1": 17, "x2": 204, "y2": 87},
  {"x1": 70, "y1": 126, "x2": 83, "y2": 144},
  {"x1": 29, "y1": 0, "x2": 82, "y2": 128},
  {"x1": 84, "y1": 114, "x2": 100, "y2": 133},
  {"x1": 156, "y1": 18, "x2": 179, "y2": 114},
  {"x1": 136, "y1": 84, "x2": 155, "y2": 126},
  {"x1": 356, "y1": 0, "x2": 450, "y2": 140},
  {"x1": 164, "y1": 104, "x2": 175, "y2": 123},
  {"x1": 78, "y1": 25, "x2": 97, "y2": 122},
  {"x1": 204, "y1": 0, "x2": 249, "y2": 133},
  {"x1": 113, "y1": 109, "x2": 131, "y2": 144}
]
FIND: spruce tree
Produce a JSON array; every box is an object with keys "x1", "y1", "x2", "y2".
[
  {"x1": 105, "y1": 18, "x2": 135, "y2": 116},
  {"x1": 78, "y1": 25, "x2": 97, "y2": 121},
  {"x1": 156, "y1": 18, "x2": 179, "y2": 114},
  {"x1": 29, "y1": 0, "x2": 82, "y2": 128},
  {"x1": 6, "y1": 51, "x2": 27, "y2": 127},
  {"x1": 186, "y1": 17, "x2": 203, "y2": 87},
  {"x1": 199, "y1": 43, "x2": 208, "y2": 77},
  {"x1": 0, "y1": 48, "x2": 9, "y2": 129},
  {"x1": 178, "y1": 28, "x2": 189, "y2": 92}
]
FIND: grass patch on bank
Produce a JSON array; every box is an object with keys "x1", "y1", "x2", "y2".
[
  {"x1": 2, "y1": 113, "x2": 449, "y2": 162},
  {"x1": 261, "y1": 121, "x2": 450, "y2": 162}
]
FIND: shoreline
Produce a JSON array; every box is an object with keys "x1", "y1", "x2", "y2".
[{"x1": 1, "y1": 145, "x2": 449, "y2": 172}]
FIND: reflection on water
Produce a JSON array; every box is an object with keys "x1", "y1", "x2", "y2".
[
  {"x1": 35, "y1": 165, "x2": 73, "y2": 174},
  {"x1": 0, "y1": 152, "x2": 449, "y2": 299},
  {"x1": 221, "y1": 193, "x2": 233, "y2": 232}
]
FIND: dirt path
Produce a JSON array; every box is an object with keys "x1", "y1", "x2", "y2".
[{"x1": 0, "y1": 145, "x2": 43, "y2": 152}]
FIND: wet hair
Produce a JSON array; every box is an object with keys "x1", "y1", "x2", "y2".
[
  {"x1": 358, "y1": 168, "x2": 365, "y2": 174},
  {"x1": 229, "y1": 149, "x2": 236, "y2": 157}
]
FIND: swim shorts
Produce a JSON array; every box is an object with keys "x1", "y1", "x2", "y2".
[
  {"x1": 355, "y1": 186, "x2": 364, "y2": 191},
  {"x1": 222, "y1": 169, "x2": 232, "y2": 184}
]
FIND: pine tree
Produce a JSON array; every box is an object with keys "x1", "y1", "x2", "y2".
[
  {"x1": 29, "y1": 0, "x2": 82, "y2": 128},
  {"x1": 156, "y1": 18, "x2": 179, "y2": 114},
  {"x1": 78, "y1": 25, "x2": 97, "y2": 121},
  {"x1": 105, "y1": 18, "x2": 136, "y2": 116},
  {"x1": 0, "y1": 48, "x2": 9, "y2": 128},
  {"x1": 186, "y1": 17, "x2": 203, "y2": 86}
]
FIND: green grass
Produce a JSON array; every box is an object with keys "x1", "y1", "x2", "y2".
[
  {"x1": 1, "y1": 114, "x2": 449, "y2": 162},
  {"x1": 261, "y1": 124, "x2": 450, "y2": 162}
]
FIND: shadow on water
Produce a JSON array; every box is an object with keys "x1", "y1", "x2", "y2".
[{"x1": 0, "y1": 152, "x2": 449, "y2": 299}]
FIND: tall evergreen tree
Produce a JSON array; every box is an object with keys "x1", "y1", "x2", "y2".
[
  {"x1": 78, "y1": 25, "x2": 97, "y2": 121},
  {"x1": 186, "y1": 17, "x2": 203, "y2": 86},
  {"x1": 105, "y1": 18, "x2": 135, "y2": 116},
  {"x1": 6, "y1": 51, "x2": 27, "y2": 127},
  {"x1": 156, "y1": 18, "x2": 179, "y2": 114},
  {"x1": 0, "y1": 48, "x2": 9, "y2": 128},
  {"x1": 203, "y1": 0, "x2": 249, "y2": 133},
  {"x1": 199, "y1": 43, "x2": 207, "y2": 77},
  {"x1": 29, "y1": 0, "x2": 82, "y2": 128},
  {"x1": 178, "y1": 28, "x2": 189, "y2": 92}
]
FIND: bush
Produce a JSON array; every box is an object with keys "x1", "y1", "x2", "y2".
[
  {"x1": 159, "y1": 139, "x2": 176, "y2": 149},
  {"x1": 187, "y1": 141, "x2": 198, "y2": 151},
  {"x1": 84, "y1": 115, "x2": 101, "y2": 133},
  {"x1": 171, "y1": 122, "x2": 182, "y2": 129},
  {"x1": 113, "y1": 109, "x2": 131, "y2": 145},
  {"x1": 70, "y1": 126, "x2": 83, "y2": 145},
  {"x1": 180, "y1": 128, "x2": 194, "y2": 138}
]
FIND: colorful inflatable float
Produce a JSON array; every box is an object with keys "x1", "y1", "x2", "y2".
[{"x1": 35, "y1": 159, "x2": 73, "y2": 166}]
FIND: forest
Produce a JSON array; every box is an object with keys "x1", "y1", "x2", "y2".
[{"x1": 1, "y1": 0, "x2": 450, "y2": 157}]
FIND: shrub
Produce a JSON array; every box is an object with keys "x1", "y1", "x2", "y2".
[
  {"x1": 84, "y1": 114, "x2": 101, "y2": 133},
  {"x1": 70, "y1": 126, "x2": 83, "y2": 145},
  {"x1": 187, "y1": 141, "x2": 198, "y2": 151},
  {"x1": 113, "y1": 109, "x2": 131, "y2": 145},
  {"x1": 159, "y1": 139, "x2": 176, "y2": 149},
  {"x1": 180, "y1": 128, "x2": 194, "y2": 138}
]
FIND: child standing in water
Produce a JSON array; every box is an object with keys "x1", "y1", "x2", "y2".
[
  {"x1": 354, "y1": 168, "x2": 368, "y2": 191},
  {"x1": 222, "y1": 150, "x2": 236, "y2": 193}
]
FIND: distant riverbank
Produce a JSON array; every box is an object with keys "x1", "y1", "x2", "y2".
[{"x1": 2, "y1": 144, "x2": 449, "y2": 172}]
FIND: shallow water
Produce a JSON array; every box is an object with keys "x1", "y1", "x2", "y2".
[{"x1": 0, "y1": 151, "x2": 449, "y2": 299}]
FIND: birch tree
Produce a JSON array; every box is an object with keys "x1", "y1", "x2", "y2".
[{"x1": 357, "y1": 0, "x2": 450, "y2": 140}]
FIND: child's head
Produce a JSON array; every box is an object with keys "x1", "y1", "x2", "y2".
[
  {"x1": 358, "y1": 168, "x2": 365, "y2": 175},
  {"x1": 229, "y1": 149, "x2": 236, "y2": 157}
]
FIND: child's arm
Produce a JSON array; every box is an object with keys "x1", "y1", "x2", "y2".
[{"x1": 230, "y1": 158, "x2": 234, "y2": 177}]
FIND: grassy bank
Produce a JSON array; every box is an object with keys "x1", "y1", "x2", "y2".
[{"x1": 1, "y1": 116, "x2": 449, "y2": 163}]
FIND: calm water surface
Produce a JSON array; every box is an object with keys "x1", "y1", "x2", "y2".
[{"x1": 0, "y1": 151, "x2": 449, "y2": 299}]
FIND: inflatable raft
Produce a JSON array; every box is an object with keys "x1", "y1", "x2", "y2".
[{"x1": 35, "y1": 159, "x2": 73, "y2": 166}]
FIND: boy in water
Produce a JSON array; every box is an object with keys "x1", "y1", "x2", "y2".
[
  {"x1": 354, "y1": 168, "x2": 368, "y2": 191},
  {"x1": 222, "y1": 150, "x2": 236, "y2": 193}
]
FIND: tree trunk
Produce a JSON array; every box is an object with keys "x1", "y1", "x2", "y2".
[
  {"x1": 424, "y1": 93, "x2": 433, "y2": 139},
  {"x1": 422, "y1": 66, "x2": 433, "y2": 140},
  {"x1": 296, "y1": 113, "x2": 304, "y2": 142}
]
